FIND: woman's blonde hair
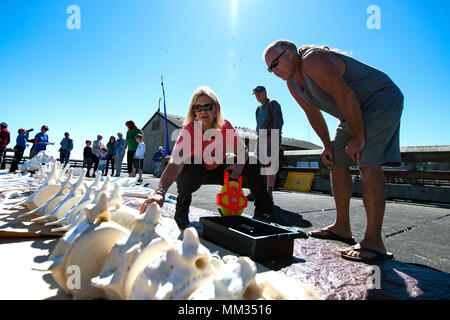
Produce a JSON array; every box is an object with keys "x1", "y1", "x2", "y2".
[{"x1": 184, "y1": 86, "x2": 224, "y2": 128}]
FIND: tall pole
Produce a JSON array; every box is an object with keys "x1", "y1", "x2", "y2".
[{"x1": 161, "y1": 76, "x2": 171, "y2": 156}]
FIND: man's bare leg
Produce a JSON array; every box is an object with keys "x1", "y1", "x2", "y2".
[
  {"x1": 341, "y1": 165, "x2": 387, "y2": 258},
  {"x1": 309, "y1": 168, "x2": 353, "y2": 238}
]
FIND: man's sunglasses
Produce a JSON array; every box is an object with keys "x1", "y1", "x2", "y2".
[
  {"x1": 193, "y1": 103, "x2": 215, "y2": 112},
  {"x1": 267, "y1": 50, "x2": 286, "y2": 73}
]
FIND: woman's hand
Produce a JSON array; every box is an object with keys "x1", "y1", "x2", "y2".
[
  {"x1": 225, "y1": 163, "x2": 244, "y2": 179},
  {"x1": 140, "y1": 194, "x2": 164, "y2": 214}
]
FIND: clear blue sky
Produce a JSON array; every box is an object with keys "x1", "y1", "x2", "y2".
[{"x1": 1, "y1": 0, "x2": 449, "y2": 160}]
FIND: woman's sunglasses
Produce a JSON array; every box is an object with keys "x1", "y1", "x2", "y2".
[
  {"x1": 267, "y1": 50, "x2": 286, "y2": 73},
  {"x1": 193, "y1": 103, "x2": 215, "y2": 112}
]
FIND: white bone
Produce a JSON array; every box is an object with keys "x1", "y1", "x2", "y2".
[
  {"x1": 91, "y1": 202, "x2": 174, "y2": 300},
  {"x1": 48, "y1": 193, "x2": 129, "y2": 300},
  {"x1": 187, "y1": 256, "x2": 263, "y2": 300},
  {"x1": 30, "y1": 168, "x2": 74, "y2": 222},
  {"x1": 42, "y1": 169, "x2": 87, "y2": 224},
  {"x1": 50, "y1": 174, "x2": 110, "y2": 232},
  {"x1": 129, "y1": 227, "x2": 215, "y2": 300},
  {"x1": 48, "y1": 172, "x2": 102, "y2": 228},
  {"x1": 13, "y1": 161, "x2": 61, "y2": 212},
  {"x1": 20, "y1": 150, "x2": 56, "y2": 173}
]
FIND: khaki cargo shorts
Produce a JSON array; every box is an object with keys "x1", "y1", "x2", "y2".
[{"x1": 330, "y1": 107, "x2": 403, "y2": 169}]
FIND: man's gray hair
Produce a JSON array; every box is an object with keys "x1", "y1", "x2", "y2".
[
  {"x1": 262, "y1": 40, "x2": 298, "y2": 60},
  {"x1": 263, "y1": 40, "x2": 349, "y2": 60}
]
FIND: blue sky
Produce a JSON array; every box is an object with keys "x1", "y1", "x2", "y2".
[{"x1": 1, "y1": 0, "x2": 449, "y2": 160}]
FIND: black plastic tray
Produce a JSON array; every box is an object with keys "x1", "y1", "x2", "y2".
[{"x1": 200, "y1": 215, "x2": 303, "y2": 262}]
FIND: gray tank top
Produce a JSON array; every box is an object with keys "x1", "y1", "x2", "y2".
[{"x1": 288, "y1": 48, "x2": 404, "y2": 121}]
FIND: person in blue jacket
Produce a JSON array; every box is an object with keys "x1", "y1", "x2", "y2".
[
  {"x1": 152, "y1": 146, "x2": 164, "y2": 176},
  {"x1": 59, "y1": 132, "x2": 73, "y2": 166},
  {"x1": 9, "y1": 128, "x2": 34, "y2": 172}
]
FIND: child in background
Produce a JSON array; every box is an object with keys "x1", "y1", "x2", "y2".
[
  {"x1": 133, "y1": 134, "x2": 145, "y2": 184},
  {"x1": 83, "y1": 140, "x2": 93, "y2": 177},
  {"x1": 98, "y1": 147, "x2": 108, "y2": 176}
]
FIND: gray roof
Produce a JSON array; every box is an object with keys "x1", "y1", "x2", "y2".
[
  {"x1": 235, "y1": 127, "x2": 320, "y2": 150},
  {"x1": 142, "y1": 111, "x2": 186, "y2": 131}
]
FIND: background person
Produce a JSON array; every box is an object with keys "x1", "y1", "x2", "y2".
[
  {"x1": 0, "y1": 122, "x2": 11, "y2": 169},
  {"x1": 9, "y1": 128, "x2": 34, "y2": 173},
  {"x1": 59, "y1": 132, "x2": 73, "y2": 166},
  {"x1": 105, "y1": 136, "x2": 117, "y2": 176},
  {"x1": 98, "y1": 147, "x2": 108, "y2": 175},
  {"x1": 91, "y1": 135, "x2": 104, "y2": 174},
  {"x1": 132, "y1": 134, "x2": 145, "y2": 184},
  {"x1": 263, "y1": 40, "x2": 403, "y2": 262},
  {"x1": 152, "y1": 146, "x2": 164, "y2": 176},
  {"x1": 250, "y1": 85, "x2": 283, "y2": 200},
  {"x1": 139, "y1": 86, "x2": 283, "y2": 229},
  {"x1": 114, "y1": 132, "x2": 126, "y2": 177},
  {"x1": 30, "y1": 125, "x2": 53, "y2": 158},
  {"x1": 124, "y1": 120, "x2": 143, "y2": 177},
  {"x1": 83, "y1": 140, "x2": 93, "y2": 177}
]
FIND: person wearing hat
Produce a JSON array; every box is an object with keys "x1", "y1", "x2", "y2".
[
  {"x1": 152, "y1": 146, "x2": 164, "y2": 176},
  {"x1": 249, "y1": 86, "x2": 284, "y2": 200},
  {"x1": 59, "y1": 132, "x2": 74, "y2": 166},
  {"x1": 30, "y1": 125, "x2": 53, "y2": 158},
  {"x1": 0, "y1": 122, "x2": 10, "y2": 169},
  {"x1": 9, "y1": 128, "x2": 34, "y2": 173}
]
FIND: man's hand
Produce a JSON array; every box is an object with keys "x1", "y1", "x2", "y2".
[
  {"x1": 345, "y1": 137, "x2": 365, "y2": 163},
  {"x1": 225, "y1": 163, "x2": 244, "y2": 179},
  {"x1": 140, "y1": 194, "x2": 164, "y2": 214},
  {"x1": 321, "y1": 144, "x2": 334, "y2": 167}
]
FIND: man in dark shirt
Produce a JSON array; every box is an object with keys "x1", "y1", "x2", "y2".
[
  {"x1": 252, "y1": 86, "x2": 284, "y2": 200},
  {"x1": 152, "y1": 146, "x2": 164, "y2": 176},
  {"x1": 83, "y1": 140, "x2": 93, "y2": 177}
]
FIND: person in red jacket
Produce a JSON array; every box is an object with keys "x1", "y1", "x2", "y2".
[{"x1": 0, "y1": 122, "x2": 11, "y2": 169}]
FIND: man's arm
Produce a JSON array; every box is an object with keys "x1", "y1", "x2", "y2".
[
  {"x1": 302, "y1": 50, "x2": 365, "y2": 162},
  {"x1": 287, "y1": 82, "x2": 334, "y2": 166},
  {"x1": 271, "y1": 101, "x2": 284, "y2": 130},
  {"x1": 122, "y1": 141, "x2": 127, "y2": 155}
]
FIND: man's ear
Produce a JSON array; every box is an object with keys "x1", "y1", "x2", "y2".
[{"x1": 286, "y1": 49, "x2": 296, "y2": 60}]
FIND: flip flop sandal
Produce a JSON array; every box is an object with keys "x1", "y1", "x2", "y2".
[
  {"x1": 308, "y1": 229, "x2": 356, "y2": 245},
  {"x1": 341, "y1": 247, "x2": 394, "y2": 263}
]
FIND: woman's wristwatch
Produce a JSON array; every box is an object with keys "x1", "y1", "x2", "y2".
[{"x1": 154, "y1": 187, "x2": 167, "y2": 197}]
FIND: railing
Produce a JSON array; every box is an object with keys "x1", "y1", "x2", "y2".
[
  {"x1": 1, "y1": 150, "x2": 128, "y2": 173},
  {"x1": 3, "y1": 147, "x2": 450, "y2": 203},
  {"x1": 280, "y1": 146, "x2": 450, "y2": 203}
]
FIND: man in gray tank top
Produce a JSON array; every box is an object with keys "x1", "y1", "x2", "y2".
[{"x1": 263, "y1": 40, "x2": 403, "y2": 263}]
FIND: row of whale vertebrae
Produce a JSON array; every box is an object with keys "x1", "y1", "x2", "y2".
[{"x1": 16, "y1": 160, "x2": 321, "y2": 300}]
